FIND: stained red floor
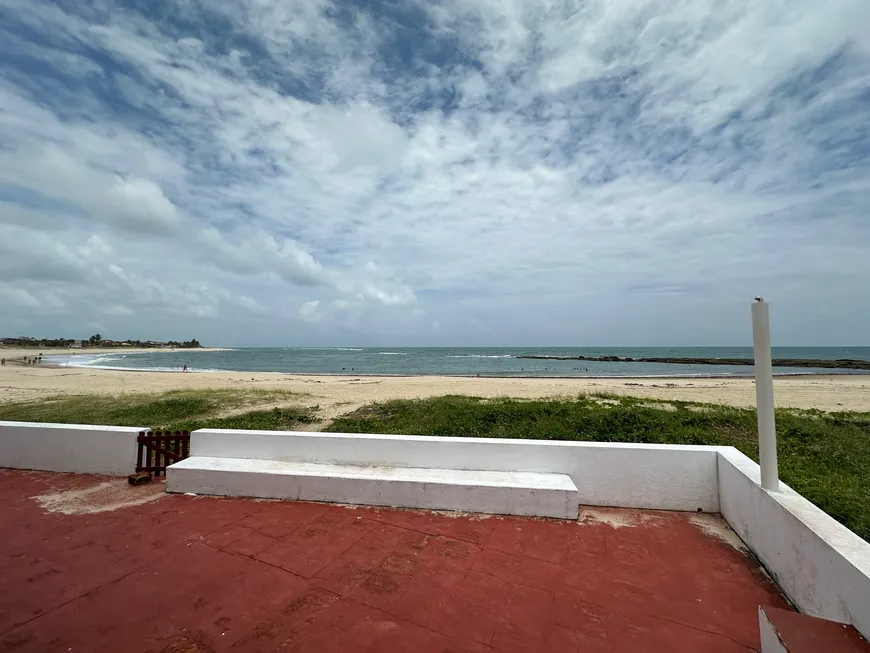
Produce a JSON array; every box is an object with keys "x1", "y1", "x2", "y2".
[{"x1": 0, "y1": 469, "x2": 790, "y2": 652}]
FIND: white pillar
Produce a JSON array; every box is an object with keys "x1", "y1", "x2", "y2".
[{"x1": 752, "y1": 298, "x2": 779, "y2": 491}]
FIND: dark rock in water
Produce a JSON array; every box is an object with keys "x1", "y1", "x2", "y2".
[{"x1": 514, "y1": 355, "x2": 870, "y2": 370}]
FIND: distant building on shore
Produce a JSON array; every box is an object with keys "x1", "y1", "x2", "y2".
[{"x1": 1, "y1": 336, "x2": 202, "y2": 349}]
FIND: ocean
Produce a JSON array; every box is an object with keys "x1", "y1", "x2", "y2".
[{"x1": 45, "y1": 347, "x2": 870, "y2": 378}]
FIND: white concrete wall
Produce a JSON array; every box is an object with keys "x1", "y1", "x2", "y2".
[
  {"x1": 0, "y1": 421, "x2": 144, "y2": 475},
  {"x1": 718, "y1": 448, "x2": 870, "y2": 640},
  {"x1": 189, "y1": 429, "x2": 721, "y2": 512}
]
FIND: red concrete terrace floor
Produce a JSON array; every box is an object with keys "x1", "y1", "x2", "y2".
[{"x1": 0, "y1": 469, "x2": 791, "y2": 652}]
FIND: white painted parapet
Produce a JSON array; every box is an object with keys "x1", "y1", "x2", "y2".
[
  {"x1": 718, "y1": 447, "x2": 870, "y2": 640},
  {"x1": 188, "y1": 429, "x2": 721, "y2": 512},
  {"x1": 0, "y1": 421, "x2": 144, "y2": 475}
]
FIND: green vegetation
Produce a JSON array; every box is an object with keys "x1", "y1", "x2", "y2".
[
  {"x1": 0, "y1": 389, "x2": 318, "y2": 432},
  {"x1": 328, "y1": 394, "x2": 870, "y2": 541},
  {"x1": 171, "y1": 406, "x2": 319, "y2": 432},
  {"x1": 0, "y1": 335, "x2": 202, "y2": 348}
]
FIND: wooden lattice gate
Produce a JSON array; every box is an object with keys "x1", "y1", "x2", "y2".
[{"x1": 136, "y1": 430, "x2": 190, "y2": 476}]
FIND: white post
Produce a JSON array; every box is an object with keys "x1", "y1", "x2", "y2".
[{"x1": 752, "y1": 298, "x2": 779, "y2": 491}]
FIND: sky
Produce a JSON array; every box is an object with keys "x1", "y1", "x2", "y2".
[{"x1": 1, "y1": 0, "x2": 869, "y2": 347}]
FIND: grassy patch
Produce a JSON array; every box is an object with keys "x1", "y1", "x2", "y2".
[
  {"x1": 169, "y1": 406, "x2": 319, "y2": 432},
  {"x1": 0, "y1": 389, "x2": 317, "y2": 431},
  {"x1": 328, "y1": 394, "x2": 870, "y2": 541}
]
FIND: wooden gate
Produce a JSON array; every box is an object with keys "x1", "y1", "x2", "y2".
[{"x1": 136, "y1": 430, "x2": 190, "y2": 476}]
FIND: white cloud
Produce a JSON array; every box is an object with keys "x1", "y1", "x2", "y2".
[
  {"x1": 357, "y1": 283, "x2": 416, "y2": 307},
  {"x1": 0, "y1": 0, "x2": 868, "y2": 345},
  {"x1": 316, "y1": 104, "x2": 409, "y2": 173},
  {"x1": 0, "y1": 285, "x2": 41, "y2": 309},
  {"x1": 0, "y1": 146, "x2": 182, "y2": 234},
  {"x1": 299, "y1": 300, "x2": 321, "y2": 322},
  {"x1": 197, "y1": 227, "x2": 327, "y2": 286}
]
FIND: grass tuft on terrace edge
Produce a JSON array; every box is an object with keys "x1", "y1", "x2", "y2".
[{"x1": 327, "y1": 394, "x2": 870, "y2": 541}]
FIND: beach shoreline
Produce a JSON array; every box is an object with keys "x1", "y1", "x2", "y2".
[
  {"x1": 1, "y1": 363, "x2": 868, "y2": 414},
  {"x1": 34, "y1": 366, "x2": 870, "y2": 380}
]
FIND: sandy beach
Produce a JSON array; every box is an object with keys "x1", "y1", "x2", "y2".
[{"x1": 2, "y1": 353, "x2": 869, "y2": 417}]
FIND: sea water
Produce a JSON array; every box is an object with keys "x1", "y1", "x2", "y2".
[{"x1": 45, "y1": 346, "x2": 870, "y2": 377}]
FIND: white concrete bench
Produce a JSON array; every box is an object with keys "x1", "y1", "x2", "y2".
[{"x1": 167, "y1": 456, "x2": 579, "y2": 519}]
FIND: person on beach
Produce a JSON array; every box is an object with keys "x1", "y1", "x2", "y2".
[
  {"x1": 183, "y1": 364, "x2": 188, "y2": 372},
  {"x1": 1, "y1": 358, "x2": 5, "y2": 366}
]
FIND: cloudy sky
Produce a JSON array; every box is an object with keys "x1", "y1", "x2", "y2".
[{"x1": 1, "y1": 0, "x2": 869, "y2": 347}]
